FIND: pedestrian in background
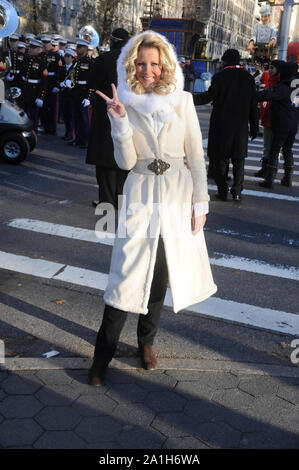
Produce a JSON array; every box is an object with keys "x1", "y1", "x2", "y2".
[
  {"x1": 194, "y1": 48, "x2": 259, "y2": 202},
  {"x1": 86, "y1": 28, "x2": 129, "y2": 209},
  {"x1": 19, "y1": 39, "x2": 48, "y2": 131},
  {"x1": 255, "y1": 60, "x2": 284, "y2": 178},
  {"x1": 39, "y1": 34, "x2": 62, "y2": 136},
  {"x1": 256, "y1": 62, "x2": 299, "y2": 188},
  {"x1": 183, "y1": 56, "x2": 196, "y2": 93},
  {"x1": 59, "y1": 48, "x2": 75, "y2": 141}
]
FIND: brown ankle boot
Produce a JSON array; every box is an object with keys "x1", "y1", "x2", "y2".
[
  {"x1": 139, "y1": 345, "x2": 158, "y2": 370},
  {"x1": 87, "y1": 359, "x2": 107, "y2": 386}
]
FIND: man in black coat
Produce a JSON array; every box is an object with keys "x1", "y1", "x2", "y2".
[
  {"x1": 194, "y1": 49, "x2": 259, "y2": 201},
  {"x1": 86, "y1": 28, "x2": 129, "y2": 209},
  {"x1": 256, "y1": 62, "x2": 299, "y2": 188}
]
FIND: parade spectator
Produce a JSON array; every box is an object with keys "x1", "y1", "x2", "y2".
[
  {"x1": 87, "y1": 31, "x2": 216, "y2": 386},
  {"x1": 183, "y1": 56, "x2": 196, "y2": 93},
  {"x1": 256, "y1": 62, "x2": 299, "y2": 188},
  {"x1": 255, "y1": 59, "x2": 284, "y2": 178},
  {"x1": 193, "y1": 48, "x2": 259, "y2": 201},
  {"x1": 86, "y1": 28, "x2": 130, "y2": 209}
]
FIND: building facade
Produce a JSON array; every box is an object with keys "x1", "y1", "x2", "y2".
[{"x1": 183, "y1": 0, "x2": 256, "y2": 59}]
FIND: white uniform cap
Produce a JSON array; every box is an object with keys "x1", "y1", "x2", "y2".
[
  {"x1": 29, "y1": 39, "x2": 43, "y2": 48},
  {"x1": 40, "y1": 34, "x2": 52, "y2": 42},
  {"x1": 9, "y1": 33, "x2": 20, "y2": 40},
  {"x1": 59, "y1": 38, "x2": 67, "y2": 45},
  {"x1": 51, "y1": 39, "x2": 59, "y2": 46},
  {"x1": 67, "y1": 43, "x2": 77, "y2": 51},
  {"x1": 18, "y1": 41, "x2": 26, "y2": 49},
  {"x1": 260, "y1": 4, "x2": 271, "y2": 15},
  {"x1": 24, "y1": 33, "x2": 36, "y2": 40},
  {"x1": 76, "y1": 38, "x2": 90, "y2": 47},
  {"x1": 64, "y1": 48, "x2": 75, "y2": 57}
]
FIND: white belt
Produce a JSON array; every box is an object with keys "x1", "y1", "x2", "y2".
[
  {"x1": 132, "y1": 158, "x2": 185, "y2": 175},
  {"x1": 48, "y1": 72, "x2": 56, "y2": 76},
  {"x1": 22, "y1": 77, "x2": 40, "y2": 84},
  {"x1": 77, "y1": 80, "x2": 87, "y2": 85}
]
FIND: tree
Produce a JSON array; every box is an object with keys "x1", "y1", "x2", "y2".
[
  {"x1": 77, "y1": 0, "x2": 121, "y2": 47},
  {"x1": 18, "y1": 0, "x2": 57, "y2": 35}
]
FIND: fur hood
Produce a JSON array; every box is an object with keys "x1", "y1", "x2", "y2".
[{"x1": 116, "y1": 31, "x2": 184, "y2": 122}]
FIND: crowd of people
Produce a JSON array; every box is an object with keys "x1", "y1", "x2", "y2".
[
  {"x1": 0, "y1": 31, "x2": 98, "y2": 149},
  {"x1": 194, "y1": 51, "x2": 299, "y2": 199},
  {"x1": 1, "y1": 29, "x2": 298, "y2": 203},
  {"x1": 1, "y1": 28, "x2": 298, "y2": 386}
]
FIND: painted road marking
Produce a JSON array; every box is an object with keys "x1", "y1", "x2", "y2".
[
  {"x1": 0, "y1": 249, "x2": 298, "y2": 336},
  {"x1": 6, "y1": 220, "x2": 299, "y2": 280},
  {"x1": 207, "y1": 184, "x2": 299, "y2": 202}
]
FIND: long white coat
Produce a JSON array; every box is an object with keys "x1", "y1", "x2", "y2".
[{"x1": 103, "y1": 32, "x2": 217, "y2": 314}]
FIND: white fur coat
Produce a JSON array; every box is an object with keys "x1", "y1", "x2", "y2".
[{"x1": 103, "y1": 31, "x2": 217, "y2": 314}]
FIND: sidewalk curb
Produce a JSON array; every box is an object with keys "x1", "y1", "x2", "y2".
[{"x1": 1, "y1": 357, "x2": 299, "y2": 377}]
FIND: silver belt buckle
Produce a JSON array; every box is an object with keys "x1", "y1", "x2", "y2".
[{"x1": 147, "y1": 159, "x2": 170, "y2": 175}]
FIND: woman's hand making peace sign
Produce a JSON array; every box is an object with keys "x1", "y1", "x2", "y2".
[{"x1": 96, "y1": 83, "x2": 126, "y2": 119}]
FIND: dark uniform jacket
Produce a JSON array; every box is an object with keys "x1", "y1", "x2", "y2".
[
  {"x1": 1, "y1": 49, "x2": 25, "y2": 87},
  {"x1": 58, "y1": 61, "x2": 75, "y2": 95},
  {"x1": 194, "y1": 67, "x2": 259, "y2": 161},
  {"x1": 42, "y1": 50, "x2": 62, "y2": 91},
  {"x1": 256, "y1": 76, "x2": 299, "y2": 134},
  {"x1": 86, "y1": 47, "x2": 124, "y2": 168},
  {"x1": 19, "y1": 54, "x2": 48, "y2": 103},
  {"x1": 70, "y1": 55, "x2": 94, "y2": 102}
]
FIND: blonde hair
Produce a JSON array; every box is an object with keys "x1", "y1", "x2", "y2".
[{"x1": 124, "y1": 32, "x2": 177, "y2": 95}]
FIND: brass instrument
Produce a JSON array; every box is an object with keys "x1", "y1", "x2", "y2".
[
  {"x1": 0, "y1": 0, "x2": 19, "y2": 79},
  {"x1": 79, "y1": 25, "x2": 99, "y2": 48},
  {"x1": 64, "y1": 61, "x2": 77, "y2": 89}
]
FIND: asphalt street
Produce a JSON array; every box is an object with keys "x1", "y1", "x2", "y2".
[
  {"x1": 0, "y1": 105, "x2": 299, "y2": 450},
  {"x1": 0, "y1": 105, "x2": 298, "y2": 364}
]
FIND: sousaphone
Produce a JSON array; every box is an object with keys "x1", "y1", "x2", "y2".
[{"x1": 0, "y1": 0, "x2": 19, "y2": 100}]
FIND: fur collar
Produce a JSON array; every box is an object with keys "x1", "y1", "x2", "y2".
[{"x1": 116, "y1": 31, "x2": 184, "y2": 122}]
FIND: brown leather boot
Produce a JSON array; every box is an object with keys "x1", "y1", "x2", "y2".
[
  {"x1": 139, "y1": 345, "x2": 158, "y2": 370},
  {"x1": 87, "y1": 359, "x2": 107, "y2": 386}
]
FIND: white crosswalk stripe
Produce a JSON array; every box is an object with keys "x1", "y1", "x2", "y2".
[
  {"x1": 7, "y1": 219, "x2": 299, "y2": 282},
  {"x1": 202, "y1": 137, "x2": 299, "y2": 192},
  {"x1": 2, "y1": 218, "x2": 299, "y2": 336}
]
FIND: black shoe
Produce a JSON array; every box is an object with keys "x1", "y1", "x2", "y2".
[
  {"x1": 215, "y1": 192, "x2": 228, "y2": 201},
  {"x1": 254, "y1": 168, "x2": 267, "y2": 178},
  {"x1": 259, "y1": 180, "x2": 273, "y2": 189},
  {"x1": 68, "y1": 140, "x2": 80, "y2": 146},
  {"x1": 87, "y1": 359, "x2": 107, "y2": 386},
  {"x1": 232, "y1": 194, "x2": 242, "y2": 202},
  {"x1": 281, "y1": 176, "x2": 292, "y2": 187}
]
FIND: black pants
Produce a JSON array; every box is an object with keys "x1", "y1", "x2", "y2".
[
  {"x1": 96, "y1": 167, "x2": 129, "y2": 209},
  {"x1": 40, "y1": 91, "x2": 58, "y2": 134},
  {"x1": 61, "y1": 91, "x2": 74, "y2": 139},
  {"x1": 213, "y1": 159, "x2": 245, "y2": 196},
  {"x1": 268, "y1": 130, "x2": 296, "y2": 170},
  {"x1": 93, "y1": 236, "x2": 169, "y2": 368}
]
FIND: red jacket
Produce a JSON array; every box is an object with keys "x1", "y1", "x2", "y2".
[{"x1": 259, "y1": 72, "x2": 279, "y2": 127}]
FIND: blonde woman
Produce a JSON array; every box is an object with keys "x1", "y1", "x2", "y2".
[{"x1": 88, "y1": 31, "x2": 217, "y2": 386}]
